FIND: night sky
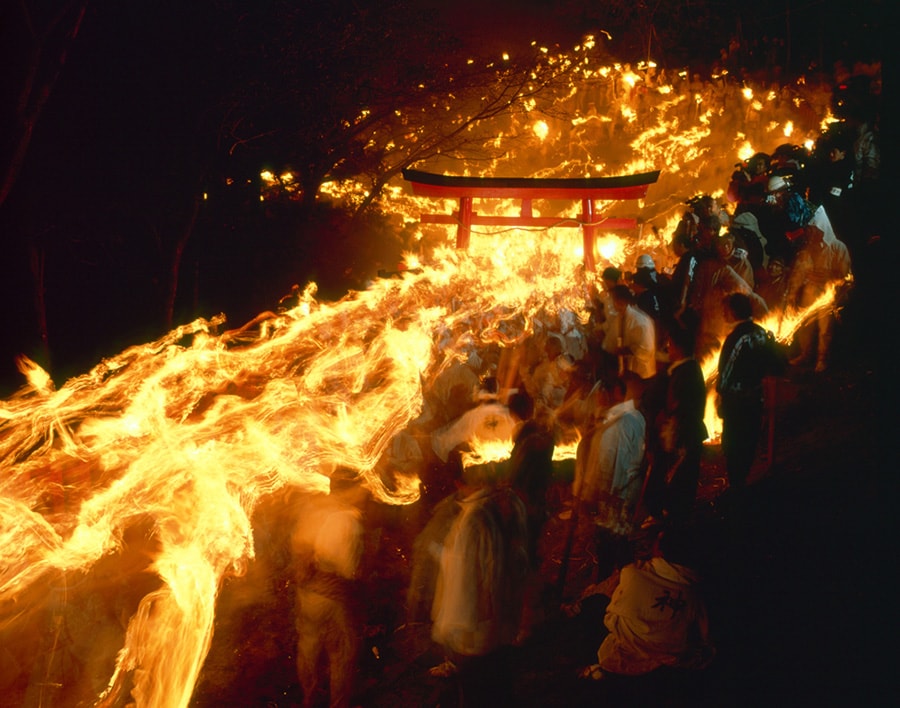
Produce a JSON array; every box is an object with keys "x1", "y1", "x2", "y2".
[{"x1": 0, "y1": 0, "x2": 887, "y2": 395}]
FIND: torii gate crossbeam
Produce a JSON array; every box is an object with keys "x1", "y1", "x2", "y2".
[{"x1": 402, "y1": 168, "x2": 660, "y2": 272}]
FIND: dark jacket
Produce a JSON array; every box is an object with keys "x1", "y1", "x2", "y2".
[
  {"x1": 716, "y1": 319, "x2": 772, "y2": 402},
  {"x1": 664, "y1": 358, "x2": 708, "y2": 448}
]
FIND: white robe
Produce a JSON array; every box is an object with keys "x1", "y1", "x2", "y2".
[
  {"x1": 620, "y1": 305, "x2": 657, "y2": 380},
  {"x1": 598, "y1": 291, "x2": 621, "y2": 356},
  {"x1": 787, "y1": 205, "x2": 852, "y2": 306},
  {"x1": 597, "y1": 557, "x2": 714, "y2": 675},
  {"x1": 577, "y1": 400, "x2": 646, "y2": 513},
  {"x1": 431, "y1": 487, "x2": 528, "y2": 657}
]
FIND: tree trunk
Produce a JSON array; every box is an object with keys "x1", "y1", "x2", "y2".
[{"x1": 0, "y1": 1, "x2": 89, "y2": 211}]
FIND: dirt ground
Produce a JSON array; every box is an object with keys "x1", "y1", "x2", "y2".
[{"x1": 191, "y1": 278, "x2": 894, "y2": 707}]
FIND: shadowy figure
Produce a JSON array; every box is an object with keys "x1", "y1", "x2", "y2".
[
  {"x1": 716, "y1": 293, "x2": 778, "y2": 493},
  {"x1": 505, "y1": 389, "x2": 555, "y2": 567},
  {"x1": 428, "y1": 472, "x2": 529, "y2": 705},
  {"x1": 784, "y1": 205, "x2": 852, "y2": 373},
  {"x1": 291, "y1": 470, "x2": 369, "y2": 708},
  {"x1": 642, "y1": 325, "x2": 708, "y2": 529}
]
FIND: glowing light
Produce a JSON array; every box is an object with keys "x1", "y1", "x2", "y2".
[
  {"x1": 595, "y1": 234, "x2": 627, "y2": 265},
  {"x1": 553, "y1": 438, "x2": 580, "y2": 461},
  {"x1": 0, "y1": 43, "x2": 848, "y2": 707},
  {"x1": 783, "y1": 121, "x2": 794, "y2": 137},
  {"x1": 738, "y1": 141, "x2": 755, "y2": 162},
  {"x1": 820, "y1": 111, "x2": 839, "y2": 131},
  {"x1": 461, "y1": 438, "x2": 513, "y2": 468},
  {"x1": 622, "y1": 71, "x2": 639, "y2": 88}
]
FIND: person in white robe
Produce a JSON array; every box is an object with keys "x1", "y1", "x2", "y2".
[
  {"x1": 429, "y1": 481, "x2": 529, "y2": 671},
  {"x1": 610, "y1": 285, "x2": 657, "y2": 380},
  {"x1": 574, "y1": 376, "x2": 646, "y2": 536},
  {"x1": 291, "y1": 474, "x2": 368, "y2": 708},
  {"x1": 582, "y1": 526, "x2": 715, "y2": 679},
  {"x1": 785, "y1": 205, "x2": 852, "y2": 372}
]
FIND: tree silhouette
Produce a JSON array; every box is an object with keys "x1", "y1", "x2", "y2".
[
  {"x1": 0, "y1": 0, "x2": 89, "y2": 211},
  {"x1": 220, "y1": 0, "x2": 587, "y2": 215}
]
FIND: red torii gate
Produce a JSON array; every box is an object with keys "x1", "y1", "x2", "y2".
[{"x1": 402, "y1": 168, "x2": 660, "y2": 272}]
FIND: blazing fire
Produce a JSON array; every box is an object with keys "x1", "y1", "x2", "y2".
[{"x1": 1, "y1": 37, "x2": 846, "y2": 707}]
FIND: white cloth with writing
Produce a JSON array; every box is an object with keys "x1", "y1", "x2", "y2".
[{"x1": 597, "y1": 557, "x2": 713, "y2": 675}]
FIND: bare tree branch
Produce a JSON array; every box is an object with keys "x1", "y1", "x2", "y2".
[{"x1": 1, "y1": 0, "x2": 89, "y2": 210}]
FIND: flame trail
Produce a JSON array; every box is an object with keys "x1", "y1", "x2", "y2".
[
  {"x1": 697, "y1": 280, "x2": 849, "y2": 440},
  {"x1": 0, "y1": 42, "x2": 845, "y2": 707}
]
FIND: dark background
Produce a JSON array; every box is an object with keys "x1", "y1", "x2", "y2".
[
  {"x1": 0, "y1": 0, "x2": 888, "y2": 394},
  {"x1": 0, "y1": 3, "x2": 894, "y2": 706}
]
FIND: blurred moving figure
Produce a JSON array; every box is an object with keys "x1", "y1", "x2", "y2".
[
  {"x1": 428, "y1": 472, "x2": 529, "y2": 703},
  {"x1": 610, "y1": 285, "x2": 657, "y2": 380},
  {"x1": 688, "y1": 225, "x2": 766, "y2": 361},
  {"x1": 785, "y1": 206, "x2": 852, "y2": 373},
  {"x1": 586, "y1": 375, "x2": 647, "y2": 533},
  {"x1": 505, "y1": 390, "x2": 555, "y2": 567},
  {"x1": 642, "y1": 325, "x2": 708, "y2": 529},
  {"x1": 291, "y1": 471, "x2": 369, "y2": 708}
]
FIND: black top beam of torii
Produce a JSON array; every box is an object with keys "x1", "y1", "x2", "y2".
[{"x1": 401, "y1": 168, "x2": 661, "y2": 272}]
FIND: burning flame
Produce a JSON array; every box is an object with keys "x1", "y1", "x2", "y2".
[
  {"x1": 698, "y1": 280, "x2": 849, "y2": 440},
  {"x1": 0, "y1": 38, "x2": 847, "y2": 707}
]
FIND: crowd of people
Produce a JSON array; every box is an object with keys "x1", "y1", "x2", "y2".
[{"x1": 284, "y1": 71, "x2": 880, "y2": 707}]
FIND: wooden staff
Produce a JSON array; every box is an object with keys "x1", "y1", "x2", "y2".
[{"x1": 554, "y1": 493, "x2": 580, "y2": 600}]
